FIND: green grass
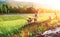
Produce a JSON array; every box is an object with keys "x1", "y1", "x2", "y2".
[
  {"x1": 0, "y1": 16, "x2": 28, "y2": 21},
  {"x1": 0, "y1": 15, "x2": 58, "y2": 37},
  {"x1": 0, "y1": 16, "x2": 27, "y2": 37}
]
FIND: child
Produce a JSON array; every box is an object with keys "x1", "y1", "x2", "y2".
[
  {"x1": 34, "y1": 12, "x2": 38, "y2": 22},
  {"x1": 27, "y1": 17, "x2": 32, "y2": 23}
]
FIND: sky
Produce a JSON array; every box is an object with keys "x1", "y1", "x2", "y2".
[{"x1": 0, "y1": 0, "x2": 60, "y2": 10}]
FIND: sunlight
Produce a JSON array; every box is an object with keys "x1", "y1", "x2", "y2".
[{"x1": 13, "y1": 0, "x2": 60, "y2": 10}]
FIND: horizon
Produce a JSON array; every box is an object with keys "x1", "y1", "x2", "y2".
[{"x1": 0, "y1": 0, "x2": 60, "y2": 10}]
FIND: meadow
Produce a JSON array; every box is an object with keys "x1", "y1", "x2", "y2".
[
  {"x1": 0, "y1": 15, "x2": 28, "y2": 37},
  {"x1": 0, "y1": 14, "x2": 59, "y2": 37}
]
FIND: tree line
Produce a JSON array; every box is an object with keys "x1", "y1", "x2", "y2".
[{"x1": 0, "y1": 4, "x2": 37, "y2": 14}]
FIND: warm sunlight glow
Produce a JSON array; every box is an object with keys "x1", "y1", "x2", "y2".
[{"x1": 12, "y1": 0, "x2": 60, "y2": 10}]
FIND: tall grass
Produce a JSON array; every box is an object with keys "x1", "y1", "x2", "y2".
[{"x1": 0, "y1": 16, "x2": 27, "y2": 37}]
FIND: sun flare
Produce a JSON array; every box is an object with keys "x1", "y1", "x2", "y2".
[{"x1": 11, "y1": 0, "x2": 60, "y2": 10}]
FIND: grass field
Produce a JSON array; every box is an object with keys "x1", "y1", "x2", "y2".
[
  {"x1": 0, "y1": 15, "x2": 28, "y2": 37},
  {"x1": 0, "y1": 14, "x2": 59, "y2": 37}
]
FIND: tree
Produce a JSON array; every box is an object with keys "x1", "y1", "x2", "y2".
[{"x1": 26, "y1": 7, "x2": 37, "y2": 13}]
